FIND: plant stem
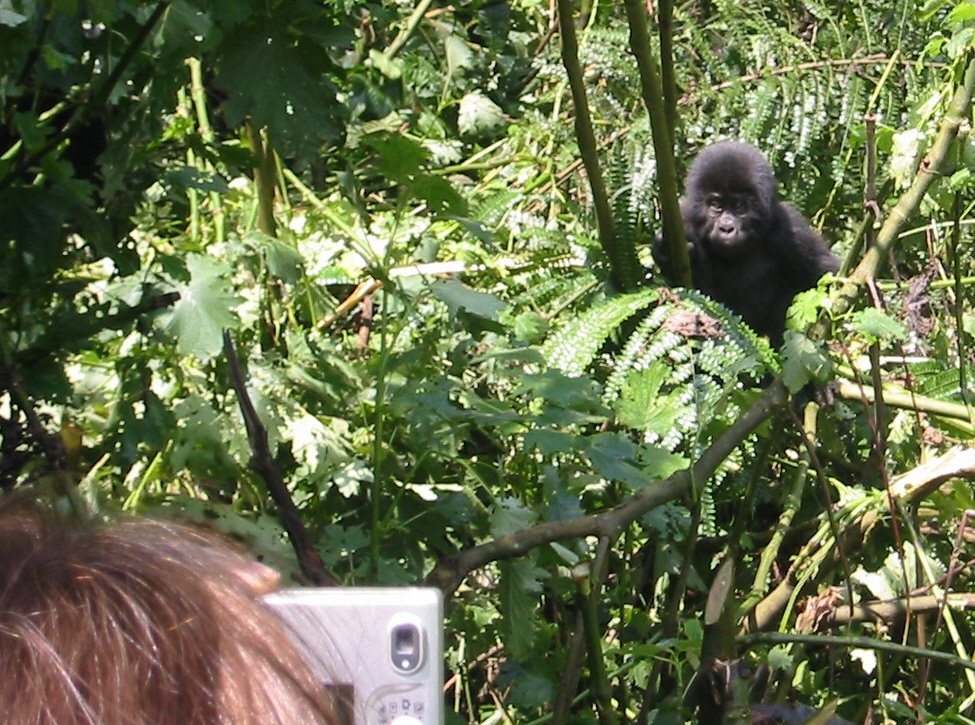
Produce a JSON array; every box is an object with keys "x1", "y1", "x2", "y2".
[
  {"x1": 556, "y1": 0, "x2": 640, "y2": 292},
  {"x1": 622, "y1": 0, "x2": 689, "y2": 287}
]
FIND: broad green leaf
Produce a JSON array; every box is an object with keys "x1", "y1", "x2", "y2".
[
  {"x1": 509, "y1": 311, "x2": 549, "y2": 343},
  {"x1": 949, "y1": 2, "x2": 975, "y2": 23},
  {"x1": 584, "y1": 433, "x2": 652, "y2": 489},
  {"x1": 850, "y1": 308, "x2": 908, "y2": 344},
  {"x1": 368, "y1": 48, "x2": 402, "y2": 79},
  {"x1": 787, "y1": 285, "x2": 831, "y2": 330},
  {"x1": 614, "y1": 364, "x2": 683, "y2": 435},
  {"x1": 166, "y1": 255, "x2": 242, "y2": 359},
  {"x1": 767, "y1": 646, "x2": 794, "y2": 672},
  {"x1": 432, "y1": 279, "x2": 508, "y2": 320},
  {"x1": 264, "y1": 237, "x2": 305, "y2": 284},
  {"x1": 409, "y1": 174, "x2": 468, "y2": 215},
  {"x1": 523, "y1": 428, "x2": 576, "y2": 455},
  {"x1": 507, "y1": 669, "x2": 555, "y2": 709},
  {"x1": 516, "y1": 370, "x2": 605, "y2": 409},
  {"x1": 781, "y1": 330, "x2": 834, "y2": 393},
  {"x1": 946, "y1": 26, "x2": 975, "y2": 57},
  {"x1": 445, "y1": 34, "x2": 474, "y2": 77},
  {"x1": 638, "y1": 446, "x2": 687, "y2": 480},
  {"x1": 0, "y1": 0, "x2": 27, "y2": 25},
  {"x1": 498, "y1": 559, "x2": 546, "y2": 660},
  {"x1": 216, "y1": 22, "x2": 340, "y2": 153},
  {"x1": 458, "y1": 92, "x2": 506, "y2": 136},
  {"x1": 365, "y1": 134, "x2": 429, "y2": 181},
  {"x1": 490, "y1": 496, "x2": 537, "y2": 538}
]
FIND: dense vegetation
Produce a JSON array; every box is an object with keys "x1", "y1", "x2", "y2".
[{"x1": 2, "y1": 0, "x2": 975, "y2": 721}]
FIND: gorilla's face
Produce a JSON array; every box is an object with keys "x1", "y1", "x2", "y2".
[
  {"x1": 683, "y1": 141, "x2": 776, "y2": 257},
  {"x1": 698, "y1": 189, "x2": 760, "y2": 252}
]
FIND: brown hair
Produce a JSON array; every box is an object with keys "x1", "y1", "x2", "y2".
[{"x1": 0, "y1": 498, "x2": 341, "y2": 724}]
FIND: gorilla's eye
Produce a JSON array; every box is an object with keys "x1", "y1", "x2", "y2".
[
  {"x1": 706, "y1": 194, "x2": 723, "y2": 213},
  {"x1": 726, "y1": 194, "x2": 751, "y2": 215}
]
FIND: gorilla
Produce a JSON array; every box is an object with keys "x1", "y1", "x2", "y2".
[{"x1": 653, "y1": 141, "x2": 839, "y2": 345}]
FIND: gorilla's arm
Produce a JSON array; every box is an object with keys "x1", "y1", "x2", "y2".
[{"x1": 780, "y1": 204, "x2": 840, "y2": 287}]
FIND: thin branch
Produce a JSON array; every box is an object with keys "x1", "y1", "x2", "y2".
[
  {"x1": 222, "y1": 331, "x2": 334, "y2": 586},
  {"x1": 383, "y1": 0, "x2": 435, "y2": 60},
  {"x1": 556, "y1": 0, "x2": 639, "y2": 292},
  {"x1": 823, "y1": 594, "x2": 975, "y2": 627},
  {"x1": 739, "y1": 631, "x2": 975, "y2": 673},
  {"x1": 817, "y1": 54, "x2": 975, "y2": 336},
  {"x1": 426, "y1": 381, "x2": 786, "y2": 594}
]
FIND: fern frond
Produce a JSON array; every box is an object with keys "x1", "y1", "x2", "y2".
[{"x1": 542, "y1": 288, "x2": 660, "y2": 375}]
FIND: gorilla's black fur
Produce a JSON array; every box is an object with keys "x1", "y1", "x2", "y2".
[{"x1": 653, "y1": 142, "x2": 839, "y2": 345}]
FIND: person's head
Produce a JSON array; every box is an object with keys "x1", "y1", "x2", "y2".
[{"x1": 0, "y1": 496, "x2": 340, "y2": 724}]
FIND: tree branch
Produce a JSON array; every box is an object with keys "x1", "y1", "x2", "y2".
[
  {"x1": 222, "y1": 331, "x2": 334, "y2": 586},
  {"x1": 425, "y1": 381, "x2": 786, "y2": 594}
]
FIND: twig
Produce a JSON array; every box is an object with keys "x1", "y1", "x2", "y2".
[
  {"x1": 222, "y1": 331, "x2": 334, "y2": 585},
  {"x1": 426, "y1": 380, "x2": 786, "y2": 594},
  {"x1": 738, "y1": 631, "x2": 975, "y2": 673},
  {"x1": 816, "y1": 54, "x2": 975, "y2": 337},
  {"x1": 382, "y1": 0, "x2": 435, "y2": 60},
  {"x1": 822, "y1": 593, "x2": 975, "y2": 628},
  {"x1": 0, "y1": 0, "x2": 172, "y2": 191}
]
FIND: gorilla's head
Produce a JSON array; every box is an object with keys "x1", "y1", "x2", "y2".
[{"x1": 684, "y1": 141, "x2": 777, "y2": 255}]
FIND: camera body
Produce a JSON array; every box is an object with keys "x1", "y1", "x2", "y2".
[{"x1": 264, "y1": 587, "x2": 443, "y2": 725}]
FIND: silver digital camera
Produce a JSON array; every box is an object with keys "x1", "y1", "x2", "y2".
[{"x1": 264, "y1": 587, "x2": 443, "y2": 725}]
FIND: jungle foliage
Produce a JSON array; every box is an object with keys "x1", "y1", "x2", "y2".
[{"x1": 3, "y1": 0, "x2": 975, "y2": 722}]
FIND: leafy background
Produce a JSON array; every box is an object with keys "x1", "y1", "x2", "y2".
[{"x1": 2, "y1": 0, "x2": 975, "y2": 722}]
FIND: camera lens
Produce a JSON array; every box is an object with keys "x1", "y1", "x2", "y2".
[{"x1": 390, "y1": 622, "x2": 422, "y2": 672}]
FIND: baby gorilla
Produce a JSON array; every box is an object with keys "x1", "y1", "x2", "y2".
[{"x1": 653, "y1": 141, "x2": 839, "y2": 345}]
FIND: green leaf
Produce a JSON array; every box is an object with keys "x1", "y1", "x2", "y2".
[
  {"x1": 263, "y1": 237, "x2": 305, "y2": 284},
  {"x1": 584, "y1": 433, "x2": 652, "y2": 488},
  {"x1": 781, "y1": 330, "x2": 834, "y2": 393},
  {"x1": 946, "y1": 26, "x2": 974, "y2": 57},
  {"x1": 516, "y1": 370, "x2": 605, "y2": 410},
  {"x1": 949, "y1": 1, "x2": 975, "y2": 23},
  {"x1": 614, "y1": 363, "x2": 682, "y2": 434},
  {"x1": 850, "y1": 308, "x2": 908, "y2": 344},
  {"x1": 431, "y1": 279, "x2": 508, "y2": 320},
  {"x1": 507, "y1": 668, "x2": 555, "y2": 709},
  {"x1": 637, "y1": 446, "x2": 687, "y2": 481},
  {"x1": 408, "y1": 174, "x2": 468, "y2": 215},
  {"x1": 509, "y1": 311, "x2": 549, "y2": 343},
  {"x1": 458, "y1": 92, "x2": 506, "y2": 136},
  {"x1": 365, "y1": 134, "x2": 429, "y2": 182},
  {"x1": 767, "y1": 646, "x2": 794, "y2": 671},
  {"x1": 490, "y1": 496, "x2": 537, "y2": 538},
  {"x1": 498, "y1": 559, "x2": 546, "y2": 660},
  {"x1": 787, "y1": 285, "x2": 832, "y2": 330},
  {"x1": 166, "y1": 255, "x2": 242, "y2": 359},
  {"x1": 523, "y1": 428, "x2": 576, "y2": 455},
  {"x1": 216, "y1": 22, "x2": 340, "y2": 153},
  {"x1": 368, "y1": 48, "x2": 402, "y2": 79},
  {"x1": 445, "y1": 34, "x2": 474, "y2": 77},
  {"x1": 0, "y1": 0, "x2": 28, "y2": 26}
]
